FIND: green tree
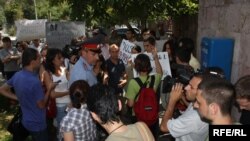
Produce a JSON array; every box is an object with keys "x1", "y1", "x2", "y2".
[
  {"x1": 0, "y1": 6, "x2": 5, "y2": 28},
  {"x1": 4, "y1": 1, "x2": 23, "y2": 25},
  {"x1": 0, "y1": 0, "x2": 5, "y2": 8},
  {"x1": 36, "y1": 0, "x2": 70, "y2": 21},
  {"x1": 22, "y1": 0, "x2": 36, "y2": 19},
  {"x1": 67, "y1": 0, "x2": 198, "y2": 28}
]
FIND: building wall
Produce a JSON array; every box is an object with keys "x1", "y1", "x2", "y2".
[{"x1": 197, "y1": 0, "x2": 250, "y2": 83}]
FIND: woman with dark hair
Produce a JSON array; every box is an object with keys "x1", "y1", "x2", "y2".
[
  {"x1": 60, "y1": 80, "x2": 97, "y2": 141},
  {"x1": 43, "y1": 48, "x2": 70, "y2": 140},
  {"x1": 87, "y1": 83, "x2": 154, "y2": 141},
  {"x1": 162, "y1": 39, "x2": 176, "y2": 64},
  {"x1": 93, "y1": 54, "x2": 108, "y2": 85}
]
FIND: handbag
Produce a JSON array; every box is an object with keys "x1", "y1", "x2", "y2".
[
  {"x1": 45, "y1": 72, "x2": 57, "y2": 118},
  {"x1": 7, "y1": 107, "x2": 29, "y2": 139},
  {"x1": 46, "y1": 97, "x2": 57, "y2": 118}
]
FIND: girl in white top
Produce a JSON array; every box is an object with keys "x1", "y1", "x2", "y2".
[{"x1": 43, "y1": 48, "x2": 70, "y2": 140}]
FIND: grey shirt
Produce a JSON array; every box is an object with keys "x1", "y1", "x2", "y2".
[{"x1": 0, "y1": 47, "x2": 20, "y2": 72}]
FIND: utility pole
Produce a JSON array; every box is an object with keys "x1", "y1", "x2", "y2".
[{"x1": 34, "y1": 0, "x2": 38, "y2": 19}]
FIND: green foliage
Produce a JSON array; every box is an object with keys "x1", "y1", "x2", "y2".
[
  {"x1": 165, "y1": 0, "x2": 198, "y2": 16},
  {"x1": 7, "y1": 25, "x2": 16, "y2": 36},
  {"x1": 22, "y1": 0, "x2": 36, "y2": 19},
  {"x1": 68, "y1": 0, "x2": 198, "y2": 27},
  {"x1": 1, "y1": 0, "x2": 71, "y2": 35},
  {"x1": 4, "y1": 1, "x2": 23, "y2": 25},
  {"x1": 0, "y1": 0, "x2": 198, "y2": 32},
  {"x1": 0, "y1": 0, "x2": 5, "y2": 7},
  {"x1": 0, "y1": 6, "x2": 5, "y2": 28},
  {"x1": 37, "y1": 0, "x2": 71, "y2": 21},
  {"x1": 36, "y1": 0, "x2": 50, "y2": 19},
  {"x1": 2, "y1": 0, "x2": 71, "y2": 23}
]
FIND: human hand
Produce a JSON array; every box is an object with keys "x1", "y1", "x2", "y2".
[
  {"x1": 70, "y1": 55, "x2": 77, "y2": 64},
  {"x1": 169, "y1": 83, "x2": 184, "y2": 103},
  {"x1": 103, "y1": 74, "x2": 109, "y2": 85},
  {"x1": 152, "y1": 47, "x2": 158, "y2": 58},
  {"x1": 5, "y1": 55, "x2": 11, "y2": 62},
  {"x1": 118, "y1": 79, "x2": 126, "y2": 88}
]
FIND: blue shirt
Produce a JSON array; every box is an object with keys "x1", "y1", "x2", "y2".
[
  {"x1": 7, "y1": 69, "x2": 46, "y2": 131},
  {"x1": 69, "y1": 57, "x2": 97, "y2": 86}
]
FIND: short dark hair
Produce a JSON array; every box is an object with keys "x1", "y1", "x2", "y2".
[
  {"x1": 134, "y1": 53, "x2": 152, "y2": 74},
  {"x1": 192, "y1": 73, "x2": 204, "y2": 81},
  {"x1": 175, "y1": 47, "x2": 191, "y2": 63},
  {"x1": 235, "y1": 75, "x2": 250, "y2": 100},
  {"x1": 127, "y1": 28, "x2": 136, "y2": 35},
  {"x1": 132, "y1": 45, "x2": 142, "y2": 53},
  {"x1": 87, "y1": 83, "x2": 120, "y2": 124},
  {"x1": 198, "y1": 75, "x2": 235, "y2": 115},
  {"x1": 69, "y1": 80, "x2": 90, "y2": 109},
  {"x1": 177, "y1": 37, "x2": 194, "y2": 53},
  {"x1": 22, "y1": 48, "x2": 39, "y2": 67},
  {"x1": 2, "y1": 36, "x2": 11, "y2": 43},
  {"x1": 141, "y1": 28, "x2": 150, "y2": 35},
  {"x1": 143, "y1": 36, "x2": 156, "y2": 46}
]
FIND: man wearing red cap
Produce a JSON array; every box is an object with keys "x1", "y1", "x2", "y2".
[{"x1": 69, "y1": 42, "x2": 101, "y2": 86}]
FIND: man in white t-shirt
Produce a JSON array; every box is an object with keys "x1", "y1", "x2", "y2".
[
  {"x1": 28, "y1": 39, "x2": 44, "y2": 53},
  {"x1": 160, "y1": 74, "x2": 208, "y2": 141}
]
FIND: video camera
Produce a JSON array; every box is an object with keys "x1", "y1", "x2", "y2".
[
  {"x1": 62, "y1": 44, "x2": 81, "y2": 59},
  {"x1": 162, "y1": 64, "x2": 195, "y2": 93}
]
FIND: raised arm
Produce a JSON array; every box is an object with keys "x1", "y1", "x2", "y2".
[
  {"x1": 160, "y1": 83, "x2": 183, "y2": 132},
  {"x1": 152, "y1": 48, "x2": 163, "y2": 75}
]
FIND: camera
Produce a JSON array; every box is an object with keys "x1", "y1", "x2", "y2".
[
  {"x1": 62, "y1": 45, "x2": 81, "y2": 60},
  {"x1": 162, "y1": 64, "x2": 195, "y2": 93}
]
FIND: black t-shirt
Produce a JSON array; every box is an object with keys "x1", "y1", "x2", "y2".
[
  {"x1": 240, "y1": 109, "x2": 250, "y2": 124},
  {"x1": 105, "y1": 59, "x2": 125, "y2": 94}
]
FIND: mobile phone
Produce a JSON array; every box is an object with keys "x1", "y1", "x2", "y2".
[{"x1": 55, "y1": 80, "x2": 62, "y2": 84}]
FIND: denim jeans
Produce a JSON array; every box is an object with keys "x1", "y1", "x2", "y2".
[
  {"x1": 56, "y1": 104, "x2": 67, "y2": 127},
  {"x1": 56, "y1": 104, "x2": 67, "y2": 141}
]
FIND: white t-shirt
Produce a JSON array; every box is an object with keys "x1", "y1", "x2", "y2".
[
  {"x1": 52, "y1": 67, "x2": 70, "y2": 105},
  {"x1": 167, "y1": 103, "x2": 208, "y2": 141}
]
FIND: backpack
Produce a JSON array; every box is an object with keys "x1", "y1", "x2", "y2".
[{"x1": 133, "y1": 75, "x2": 158, "y2": 126}]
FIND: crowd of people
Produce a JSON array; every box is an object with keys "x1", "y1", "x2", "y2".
[{"x1": 0, "y1": 28, "x2": 249, "y2": 141}]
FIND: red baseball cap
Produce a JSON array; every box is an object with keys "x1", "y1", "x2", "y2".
[{"x1": 81, "y1": 43, "x2": 101, "y2": 53}]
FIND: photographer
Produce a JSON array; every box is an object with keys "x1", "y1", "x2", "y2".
[
  {"x1": 160, "y1": 73, "x2": 208, "y2": 141},
  {"x1": 168, "y1": 47, "x2": 195, "y2": 111},
  {"x1": 160, "y1": 46, "x2": 195, "y2": 113},
  {"x1": 172, "y1": 47, "x2": 194, "y2": 82},
  {"x1": 62, "y1": 38, "x2": 81, "y2": 72}
]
